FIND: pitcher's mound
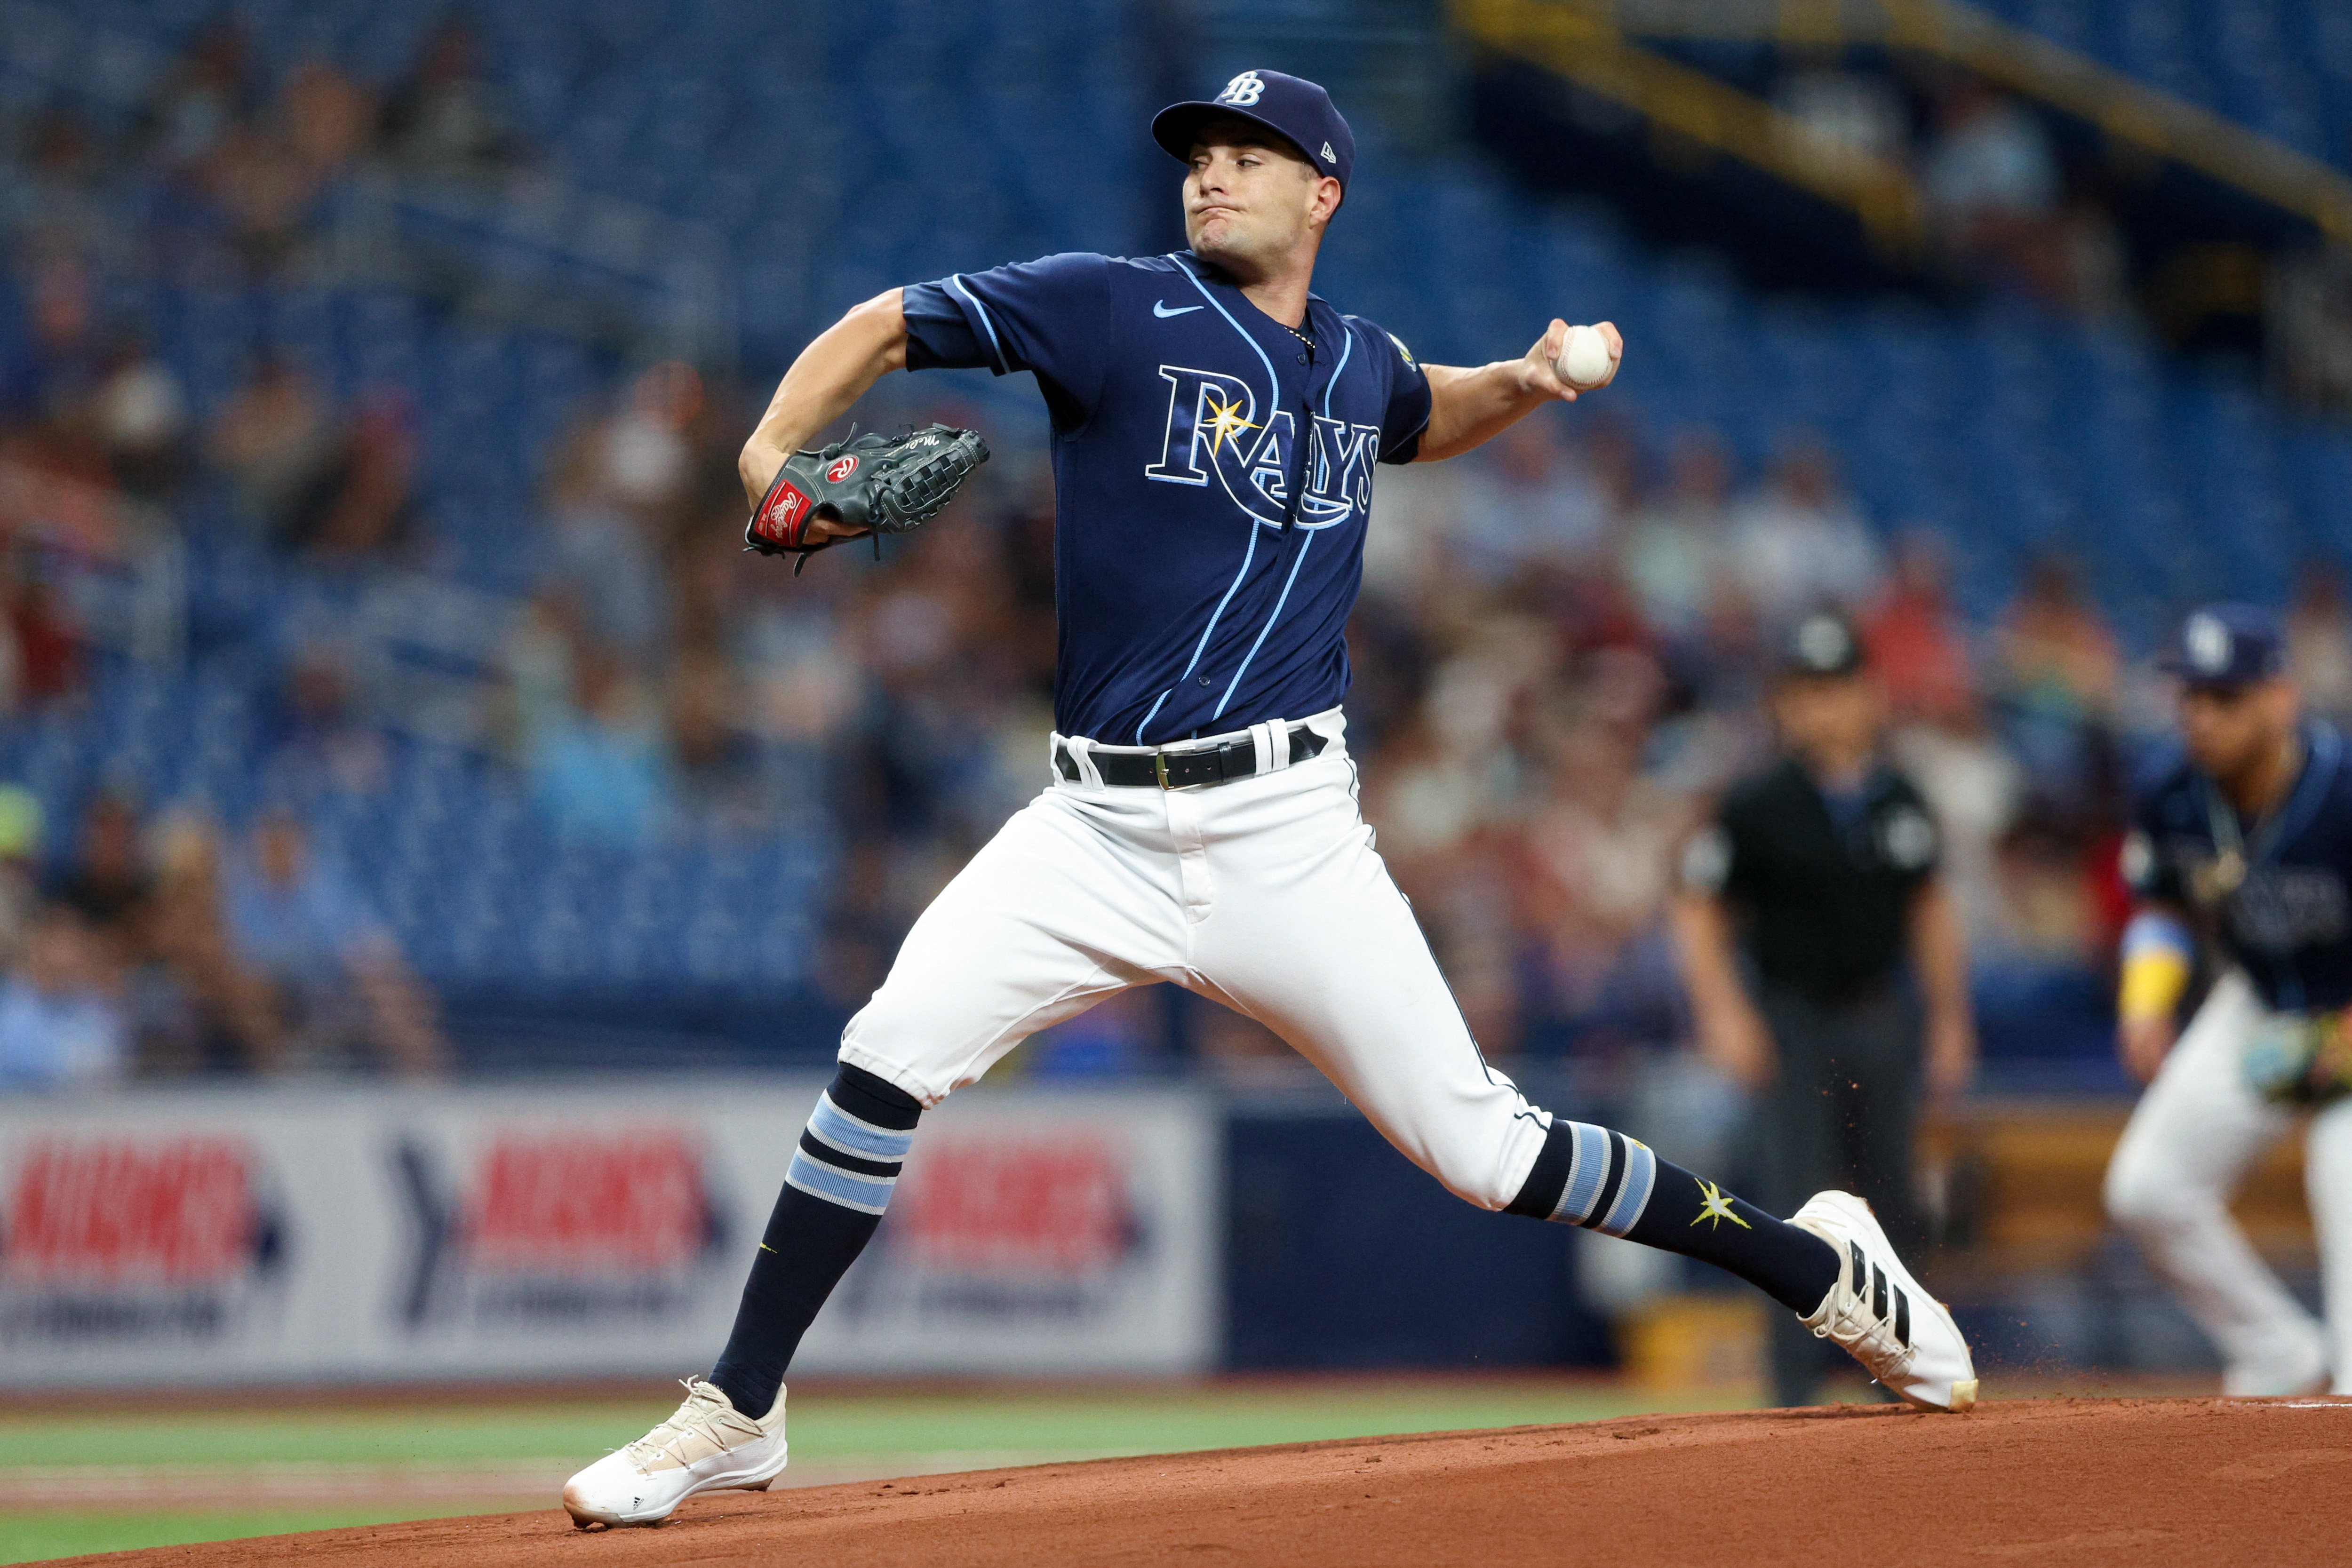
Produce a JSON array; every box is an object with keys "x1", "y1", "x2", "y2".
[{"x1": 69, "y1": 1398, "x2": 2352, "y2": 1567}]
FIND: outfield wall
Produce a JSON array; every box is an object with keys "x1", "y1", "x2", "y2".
[{"x1": 0, "y1": 1081, "x2": 1220, "y2": 1389}]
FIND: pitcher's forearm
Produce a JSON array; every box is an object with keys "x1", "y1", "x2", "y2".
[
  {"x1": 738, "y1": 289, "x2": 910, "y2": 501},
  {"x1": 1414, "y1": 319, "x2": 1619, "y2": 462},
  {"x1": 1414, "y1": 360, "x2": 1545, "y2": 463}
]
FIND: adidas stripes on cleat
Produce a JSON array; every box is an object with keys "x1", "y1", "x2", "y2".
[{"x1": 1789, "y1": 1190, "x2": 1979, "y2": 1413}]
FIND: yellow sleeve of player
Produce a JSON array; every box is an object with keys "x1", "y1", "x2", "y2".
[{"x1": 2118, "y1": 911, "x2": 2192, "y2": 1023}]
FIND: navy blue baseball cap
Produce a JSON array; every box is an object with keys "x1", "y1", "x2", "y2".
[
  {"x1": 1151, "y1": 70, "x2": 1355, "y2": 191},
  {"x1": 2159, "y1": 603, "x2": 2287, "y2": 689}
]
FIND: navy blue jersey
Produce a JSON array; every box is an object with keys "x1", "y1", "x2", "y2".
[
  {"x1": 901, "y1": 250, "x2": 1431, "y2": 744},
  {"x1": 2122, "y1": 723, "x2": 2352, "y2": 1012}
]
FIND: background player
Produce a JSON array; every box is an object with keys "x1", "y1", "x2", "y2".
[
  {"x1": 562, "y1": 69, "x2": 1975, "y2": 1530},
  {"x1": 2105, "y1": 604, "x2": 2352, "y2": 1396}
]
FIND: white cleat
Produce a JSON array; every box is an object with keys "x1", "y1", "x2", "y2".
[
  {"x1": 562, "y1": 1377, "x2": 788, "y2": 1528},
  {"x1": 2222, "y1": 1348, "x2": 2330, "y2": 1399},
  {"x1": 1790, "y1": 1190, "x2": 1978, "y2": 1413}
]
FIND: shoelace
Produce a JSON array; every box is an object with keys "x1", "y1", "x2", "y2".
[
  {"x1": 1833, "y1": 1296, "x2": 1913, "y2": 1366},
  {"x1": 1818, "y1": 1255, "x2": 1917, "y2": 1372},
  {"x1": 623, "y1": 1378, "x2": 747, "y2": 1470}
]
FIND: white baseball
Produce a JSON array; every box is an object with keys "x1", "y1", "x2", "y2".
[{"x1": 1552, "y1": 324, "x2": 1613, "y2": 390}]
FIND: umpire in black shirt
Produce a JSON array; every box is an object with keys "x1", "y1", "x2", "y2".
[{"x1": 1671, "y1": 611, "x2": 1977, "y2": 1407}]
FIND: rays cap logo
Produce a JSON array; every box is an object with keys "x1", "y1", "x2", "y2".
[
  {"x1": 1151, "y1": 69, "x2": 1355, "y2": 195},
  {"x1": 2159, "y1": 603, "x2": 2284, "y2": 690}
]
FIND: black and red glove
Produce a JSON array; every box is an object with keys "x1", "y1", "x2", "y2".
[{"x1": 745, "y1": 423, "x2": 989, "y2": 575}]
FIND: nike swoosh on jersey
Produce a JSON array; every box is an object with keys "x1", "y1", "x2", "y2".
[{"x1": 1152, "y1": 301, "x2": 1205, "y2": 318}]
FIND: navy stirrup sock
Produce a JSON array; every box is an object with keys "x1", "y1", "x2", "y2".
[
  {"x1": 1506, "y1": 1120, "x2": 1839, "y2": 1315},
  {"x1": 709, "y1": 1064, "x2": 922, "y2": 1418}
]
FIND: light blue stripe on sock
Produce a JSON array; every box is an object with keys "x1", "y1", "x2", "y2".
[
  {"x1": 1552, "y1": 1122, "x2": 1612, "y2": 1226},
  {"x1": 1594, "y1": 1138, "x2": 1657, "y2": 1238},
  {"x1": 783, "y1": 1152, "x2": 895, "y2": 1215},
  {"x1": 808, "y1": 1093, "x2": 915, "y2": 1162}
]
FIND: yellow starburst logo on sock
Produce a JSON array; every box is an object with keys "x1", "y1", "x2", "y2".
[{"x1": 1690, "y1": 1178, "x2": 1751, "y2": 1230}]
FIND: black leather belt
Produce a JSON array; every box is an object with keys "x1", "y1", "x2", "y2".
[{"x1": 1056, "y1": 726, "x2": 1330, "y2": 789}]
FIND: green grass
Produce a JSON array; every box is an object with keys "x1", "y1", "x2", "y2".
[
  {"x1": 0, "y1": 1401, "x2": 670, "y2": 1472},
  {"x1": 0, "y1": 1379, "x2": 1756, "y2": 1564},
  {"x1": 0, "y1": 1382, "x2": 1746, "y2": 1472},
  {"x1": 0, "y1": 1510, "x2": 467, "y2": 1565}
]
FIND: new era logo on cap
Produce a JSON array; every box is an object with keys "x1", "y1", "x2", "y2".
[{"x1": 1320, "y1": 141, "x2": 1336, "y2": 162}]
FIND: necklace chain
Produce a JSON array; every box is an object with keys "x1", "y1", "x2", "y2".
[{"x1": 1280, "y1": 317, "x2": 1314, "y2": 350}]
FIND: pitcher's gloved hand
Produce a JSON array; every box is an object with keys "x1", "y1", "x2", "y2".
[{"x1": 744, "y1": 423, "x2": 990, "y2": 575}]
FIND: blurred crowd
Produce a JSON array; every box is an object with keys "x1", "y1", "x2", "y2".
[
  {"x1": 1779, "y1": 68, "x2": 2130, "y2": 320},
  {"x1": 1771, "y1": 59, "x2": 2352, "y2": 398},
  {"x1": 0, "y1": 784, "x2": 447, "y2": 1087},
  {"x1": 1, "y1": 14, "x2": 522, "y2": 557},
  {"x1": 10, "y1": 16, "x2": 2352, "y2": 1089},
  {"x1": 0, "y1": 16, "x2": 518, "y2": 1085}
]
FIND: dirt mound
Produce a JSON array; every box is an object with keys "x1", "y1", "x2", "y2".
[{"x1": 64, "y1": 1398, "x2": 2352, "y2": 1567}]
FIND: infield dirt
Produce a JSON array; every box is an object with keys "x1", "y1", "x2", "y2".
[{"x1": 54, "y1": 1397, "x2": 2352, "y2": 1567}]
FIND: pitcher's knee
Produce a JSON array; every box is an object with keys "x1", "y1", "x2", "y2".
[
  {"x1": 836, "y1": 1036, "x2": 954, "y2": 1110},
  {"x1": 838, "y1": 988, "x2": 1008, "y2": 1108},
  {"x1": 1427, "y1": 1148, "x2": 1516, "y2": 1211},
  {"x1": 1374, "y1": 1121, "x2": 1514, "y2": 1211},
  {"x1": 1411, "y1": 1117, "x2": 1551, "y2": 1212}
]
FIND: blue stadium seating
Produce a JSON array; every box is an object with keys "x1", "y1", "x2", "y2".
[{"x1": 1980, "y1": 0, "x2": 2352, "y2": 171}]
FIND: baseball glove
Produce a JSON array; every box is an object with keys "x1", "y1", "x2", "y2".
[
  {"x1": 744, "y1": 424, "x2": 989, "y2": 574},
  {"x1": 2242, "y1": 1009, "x2": 2352, "y2": 1107}
]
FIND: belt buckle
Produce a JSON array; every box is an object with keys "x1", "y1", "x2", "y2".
[{"x1": 1155, "y1": 748, "x2": 1220, "y2": 791}]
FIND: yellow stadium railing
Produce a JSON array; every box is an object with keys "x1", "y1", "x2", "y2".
[
  {"x1": 1454, "y1": 0, "x2": 2352, "y2": 245},
  {"x1": 1451, "y1": 0, "x2": 1929, "y2": 259}
]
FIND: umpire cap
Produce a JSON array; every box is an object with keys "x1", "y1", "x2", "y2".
[
  {"x1": 1152, "y1": 70, "x2": 1355, "y2": 191},
  {"x1": 2159, "y1": 603, "x2": 2287, "y2": 689},
  {"x1": 1778, "y1": 611, "x2": 1869, "y2": 680}
]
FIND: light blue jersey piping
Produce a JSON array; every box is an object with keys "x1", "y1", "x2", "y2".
[
  {"x1": 1211, "y1": 319, "x2": 1358, "y2": 720},
  {"x1": 1131, "y1": 255, "x2": 1290, "y2": 741},
  {"x1": 945, "y1": 275, "x2": 1009, "y2": 374}
]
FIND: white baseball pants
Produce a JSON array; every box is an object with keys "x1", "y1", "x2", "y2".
[
  {"x1": 2104, "y1": 970, "x2": 2352, "y2": 1394},
  {"x1": 838, "y1": 709, "x2": 1555, "y2": 1210}
]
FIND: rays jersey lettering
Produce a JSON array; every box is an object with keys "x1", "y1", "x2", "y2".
[
  {"x1": 2227, "y1": 867, "x2": 2352, "y2": 952},
  {"x1": 898, "y1": 250, "x2": 1433, "y2": 746},
  {"x1": 1145, "y1": 366, "x2": 1381, "y2": 529},
  {"x1": 2127, "y1": 723, "x2": 2352, "y2": 1011}
]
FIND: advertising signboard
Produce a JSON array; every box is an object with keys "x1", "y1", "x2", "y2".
[{"x1": 0, "y1": 1081, "x2": 1216, "y2": 1388}]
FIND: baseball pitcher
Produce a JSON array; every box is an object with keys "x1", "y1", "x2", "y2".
[{"x1": 564, "y1": 70, "x2": 1976, "y2": 1528}]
